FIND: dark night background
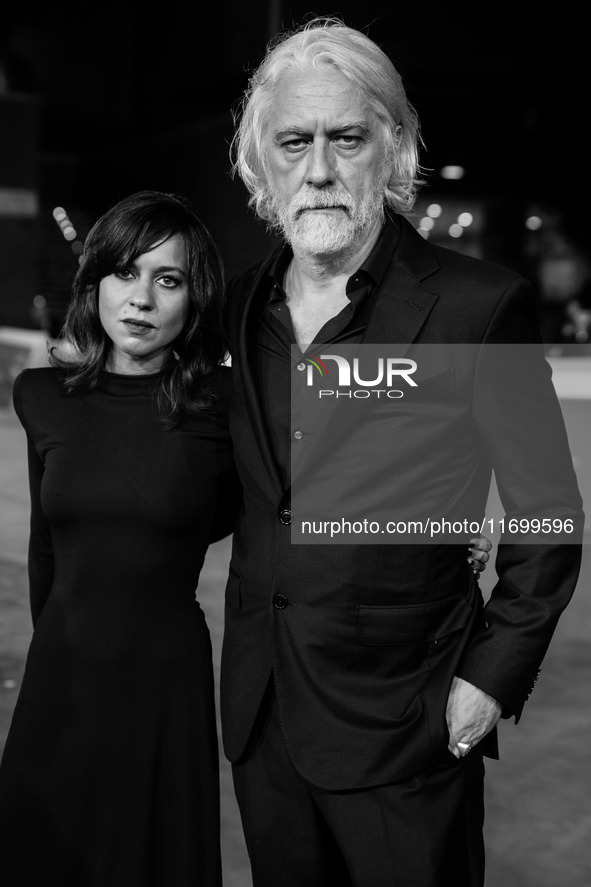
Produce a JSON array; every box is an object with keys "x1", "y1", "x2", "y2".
[
  {"x1": 1, "y1": 8, "x2": 590, "y2": 885},
  {"x1": 1, "y1": 1, "x2": 590, "y2": 340}
]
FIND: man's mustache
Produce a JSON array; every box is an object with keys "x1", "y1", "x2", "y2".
[{"x1": 289, "y1": 190, "x2": 355, "y2": 218}]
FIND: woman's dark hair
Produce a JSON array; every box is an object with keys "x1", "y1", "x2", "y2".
[{"x1": 50, "y1": 190, "x2": 226, "y2": 424}]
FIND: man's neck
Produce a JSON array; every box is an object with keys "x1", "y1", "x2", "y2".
[
  {"x1": 288, "y1": 217, "x2": 383, "y2": 292},
  {"x1": 284, "y1": 218, "x2": 383, "y2": 348}
]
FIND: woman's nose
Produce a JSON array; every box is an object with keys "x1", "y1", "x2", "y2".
[{"x1": 129, "y1": 279, "x2": 154, "y2": 309}]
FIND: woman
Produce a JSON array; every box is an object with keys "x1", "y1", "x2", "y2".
[
  {"x1": 0, "y1": 191, "x2": 239, "y2": 886},
  {"x1": 0, "y1": 190, "x2": 491, "y2": 886}
]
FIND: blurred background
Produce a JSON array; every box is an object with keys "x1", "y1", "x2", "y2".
[
  {"x1": 1, "y1": 1, "x2": 591, "y2": 348},
  {"x1": 1, "y1": 2, "x2": 590, "y2": 885}
]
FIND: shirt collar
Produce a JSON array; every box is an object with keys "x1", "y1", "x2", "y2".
[{"x1": 266, "y1": 210, "x2": 398, "y2": 303}]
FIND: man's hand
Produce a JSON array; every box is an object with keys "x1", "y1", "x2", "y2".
[
  {"x1": 446, "y1": 676, "x2": 502, "y2": 759},
  {"x1": 468, "y1": 536, "x2": 492, "y2": 574}
]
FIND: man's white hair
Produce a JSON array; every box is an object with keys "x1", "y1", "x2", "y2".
[{"x1": 231, "y1": 17, "x2": 424, "y2": 226}]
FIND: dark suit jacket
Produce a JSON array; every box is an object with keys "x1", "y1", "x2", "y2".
[{"x1": 220, "y1": 214, "x2": 583, "y2": 790}]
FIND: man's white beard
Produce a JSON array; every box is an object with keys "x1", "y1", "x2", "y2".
[{"x1": 270, "y1": 184, "x2": 385, "y2": 260}]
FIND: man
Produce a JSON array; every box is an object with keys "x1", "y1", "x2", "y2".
[{"x1": 220, "y1": 18, "x2": 583, "y2": 887}]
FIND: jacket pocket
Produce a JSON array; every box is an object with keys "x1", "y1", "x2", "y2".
[{"x1": 357, "y1": 594, "x2": 471, "y2": 646}]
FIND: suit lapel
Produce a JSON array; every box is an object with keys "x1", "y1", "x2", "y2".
[{"x1": 363, "y1": 217, "x2": 441, "y2": 349}]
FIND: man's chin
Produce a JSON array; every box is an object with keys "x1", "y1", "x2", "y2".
[
  {"x1": 289, "y1": 234, "x2": 353, "y2": 258},
  {"x1": 286, "y1": 217, "x2": 354, "y2": 254}
]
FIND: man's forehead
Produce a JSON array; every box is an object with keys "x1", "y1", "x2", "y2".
[{"x1": 266, "y1": 69, "x2": 377, "y2": 133}]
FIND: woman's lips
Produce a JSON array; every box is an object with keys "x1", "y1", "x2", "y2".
[{"x1": 121, "y1": 319, "x2": 155, "y2": 335}]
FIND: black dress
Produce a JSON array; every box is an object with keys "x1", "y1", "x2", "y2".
[{"x1": 0, "y1": 366, "x2": 240, "y2": 887}]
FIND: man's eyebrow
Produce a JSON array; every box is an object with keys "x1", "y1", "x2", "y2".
[
  {"x1": 272, "y1": 126, "x2": 309, "y2": 143},
  {"x1": 272, "y1": 121, "x2": 372, "y2": 142},
  {"x1": 332, "y1": 120, "x2": 372, "y2": 134}
]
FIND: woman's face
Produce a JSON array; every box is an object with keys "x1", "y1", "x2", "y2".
[{"x1": 98, "y1": 233, "x2": 190, "y2": 374}]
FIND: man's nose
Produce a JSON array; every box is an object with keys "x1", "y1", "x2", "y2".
[
  {"x1": 129, "y1": 279, "x2": 155, "y2": 310},
  {"x1": 305, "y1": 140, "x2": 336, "y2": 187}
]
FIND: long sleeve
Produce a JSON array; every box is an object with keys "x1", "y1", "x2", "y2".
[
  {"x1": 458, "y1": 278, "x2": 584, "y2": 719},
  {"x1": 13, "y1": 372, "x2": 55, "y2": 626}
]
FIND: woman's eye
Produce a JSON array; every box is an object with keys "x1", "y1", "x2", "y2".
[
  {"x1": 158, "y1": 275, "x2": 182, "y2": 288},
  {"x1": 115, "y1": 268, "x2": 134, "y2": 280}
]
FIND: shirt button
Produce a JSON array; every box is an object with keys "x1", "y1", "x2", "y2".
[
  {"x1": 273, "y1": 594, "x2": 289, "y2": 610},
  {"x1": 279, "y1": 509, "x2": 292, "y2": 525},
  {"x1": 293, "y1": 430, "x2": 303, "y2": 440},
  {"x1": 297, "y1": 362, "x2": 306, "y2": 371}
]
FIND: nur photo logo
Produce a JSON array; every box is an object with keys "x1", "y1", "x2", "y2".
[{"x1": 304, "y1": 353, "x2": 418, "y2": 399}]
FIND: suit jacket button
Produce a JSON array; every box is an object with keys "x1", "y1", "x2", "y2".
[
  {"x1": 273, "y1": 594, "x2": 288, "y2": 610},
  {"x1": 279, "y1": 509, "x2": 292, "y2": 525}
]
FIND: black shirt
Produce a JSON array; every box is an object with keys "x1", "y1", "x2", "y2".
[{"x1": 255, "y1": 215, "x2": 397, "y2": 486}]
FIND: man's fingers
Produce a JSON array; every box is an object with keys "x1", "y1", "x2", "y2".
[
  {"x1": 469, "y1": 536, "x2": 493, "y2": 552},
  {"x1": 447, "y1": 739, "x2": 475, "y2": 759},
  {"x1": 468, "y1": 539, "x2": 491, "y2": 573},
  {"x1": 468, "y1": 550, "x2": 488, "y2": 572},
  {"x1": 469, "y1": 557, "x2": 486, "y2": 573},
  {"x1": 446, "y1": 677, "x2": 502, "y2": 755}
]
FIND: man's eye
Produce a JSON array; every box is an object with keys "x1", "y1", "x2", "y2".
[
  {"x1": 334, "y1": 136, "x2": 361, "y2": 149},
  {"x1": 282, "y1": 139, "x2": 309, "y2": 153}
]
